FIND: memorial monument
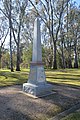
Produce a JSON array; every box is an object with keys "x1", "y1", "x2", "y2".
[{"x1": 23, "y1": 17, "x2": 53, "y2": 97}]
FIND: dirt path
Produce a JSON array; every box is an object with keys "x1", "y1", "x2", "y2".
[{"x1": 0, "y1": 84, "x2": 80, "y2": 120}]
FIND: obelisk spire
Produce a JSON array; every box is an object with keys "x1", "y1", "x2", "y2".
[{"x1": 32, "y1": 17, "x2": 42, "y2": 62}]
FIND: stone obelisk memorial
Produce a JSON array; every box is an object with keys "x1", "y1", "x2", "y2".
[{"x1": 23, "y1": 17, "x2": 53, "y2": 97}]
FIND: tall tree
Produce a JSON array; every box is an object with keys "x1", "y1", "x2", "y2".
[
  {"x1": 0, "y1": 7, "x2": 9, "y2": 69},
  {"x1": 12, "y1": 0, "x2": 28, "y2": 71},
  {"x1": 73, "y1": 7, "x2": 80, "y2": 68},
  {"x1": 0, "y1": 0, "x2": 28, "y2": 71},
  {"x1": 0, "y1": 0, "x2": 14, "y2": 71},
  {"x1": 66, "y1": 0, "x2": 72, "y2": 68},
  {"x1": 9, "y1": 0, "x2": 14, "y2": 71}
]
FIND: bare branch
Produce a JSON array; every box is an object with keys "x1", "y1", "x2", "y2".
[
  {"x1": 0, "y1": 8, "x2": 8, "y2": 19},
  {"x1": 1, "y1": 28, "x2": 9, "y2": 48}
]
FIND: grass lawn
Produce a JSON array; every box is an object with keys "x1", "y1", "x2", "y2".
[
  {"x1": 46, "y1": 69, "x2": 80, "y2": 86},
  {"x1": 0, "y1": 69, "x2": 29, "y2": 86},
  {"x1": 62, "y1": 111, "x2": 80, "y2": 120},
  {"x1": 0, "y1": 68, "x2": 80, "y2": 87}
]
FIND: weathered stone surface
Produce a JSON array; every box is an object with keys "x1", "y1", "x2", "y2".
[
  {"x1": 28, "y1": 65, "x2": 46, "y2": 84},
  {"x1": 23, "y1": 83, "x2": 53, "y2": 96},
  {"x1": 32, "y1": 17, "x2": 42, "y2": 62}
]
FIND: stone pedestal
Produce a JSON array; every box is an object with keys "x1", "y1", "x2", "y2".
[
  {"x1": 23, "y1": 62, "x2": 53, "y2": 97},
  {"x1": 23, "y1": 83, "x2": 53, "y2": 97}
]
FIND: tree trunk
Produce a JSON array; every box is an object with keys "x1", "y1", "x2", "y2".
[
  {"x1": 68, "y1": 56, "x2": 72, "y2": 68},
  {"x1": 10, "y1": 32, "x2": 13, "y2": 72},
  {"x1": 0, "y1": 55, "x2": 1, "y2": 69},
  {"x1": 68, "y1": 44, "x2": 72, "y2": 68},
  {"x1": 10, "y1": 26, "x2": 13, "y2": 72},
  {"x1": 66, "y1": 0, "x2": 72, "y2": 68},
  {"x1": 16, "y1": 44, "x2": 20, "y2": 71},
  {"x1": 16, "y1": 25, "x2": 21, "y2": 71},
  {"x1": 61, "y1": 41, "x2": 65, "y2": 69},
  {"x1": 74, "y1": 41, "x2": 78, "y2": 68},
  {"x1": 53, "y1": 41, "x2": 57, "y2": 69},
  {"x1": 0, "y1": 58, "x2": 1, "y2": 69},
  {"x1": 9, "y1": 0, "x2": 13, "y2": 72},
  {"x1": 60, "y1": 22, "x2": 65, "y2": 69},
  {"x1": 68, "y1": 43, "x2": 72, "y2": 68}
]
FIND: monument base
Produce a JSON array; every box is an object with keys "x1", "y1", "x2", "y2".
[{"x1": 23, "y1": 83, "x2": 53, "y2": 97}]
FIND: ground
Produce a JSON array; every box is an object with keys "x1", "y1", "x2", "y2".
[
  {"x1": 0, "y1": 69, "x2": 80, "y2": 120},
  {"x1": 0, "y1": 84, "x2": 80, "y2": 120}
]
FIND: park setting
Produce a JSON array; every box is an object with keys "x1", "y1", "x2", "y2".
[{"x1": 0, "y1": 0, "x2": 80, "y2": 120}]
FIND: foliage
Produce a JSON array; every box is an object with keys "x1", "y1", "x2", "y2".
[
  {"x1": 1, "y1": 50, "x2": 10, "y2": 69},
  {"x1": 21, "y1": 43, "x2": 32, "y2": 68}
]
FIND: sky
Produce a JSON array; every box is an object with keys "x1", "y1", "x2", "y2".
[{"x1": 73, "y1": 0, "x2": 80, "y2": 6}]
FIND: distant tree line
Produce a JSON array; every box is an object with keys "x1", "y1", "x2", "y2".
[{"x1": 0, "y1": 0, "x2": 80, "y2": 71}]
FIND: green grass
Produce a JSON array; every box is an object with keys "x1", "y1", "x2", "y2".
[
  {"x1": 0, "y1": 69, "x2": 29, "y2": 86},
  {"x1": 0, "y1": 68, "x2": 80, "y2": 87},
  {"x1": 61, "y1": 111, "x2": 80, "y2": 120},
  {"x1": 46, "y1": 69, "x2": 80, "y2": 86}
]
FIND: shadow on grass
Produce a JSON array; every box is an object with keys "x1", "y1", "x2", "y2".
[
  {"x1": 0, "y1": 70, "x2": 29, "y2": 86},
  {"x1": 47, "y1": 76, "x2": 80, "y2": 80},
  {"x1": 46, "y1": 72, "x2": 80, "y2": 87},
  {"x1": 45, "y1": 68, "x2": 80, "y2": 72},
  {"x1": 0, "y1": 69, "x2": 80, "y2": 87}
]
